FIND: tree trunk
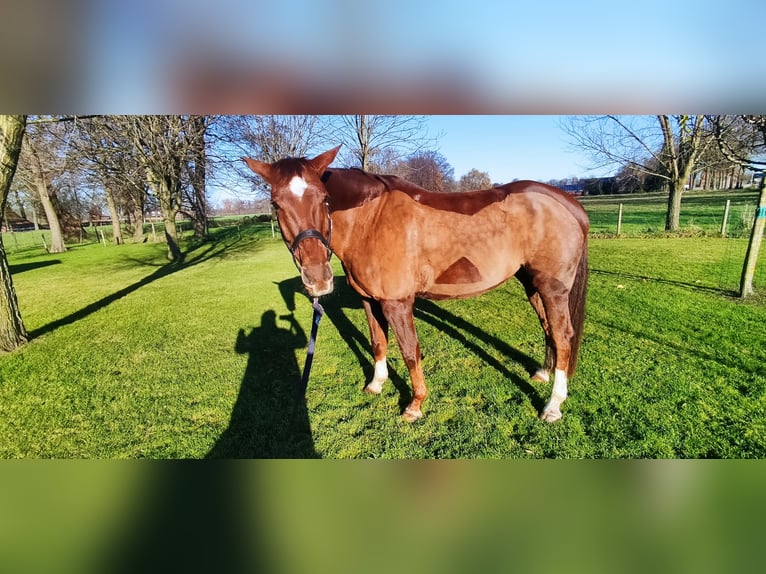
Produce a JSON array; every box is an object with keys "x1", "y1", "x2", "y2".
[
  {"x1": 0, "y1": 115, "x2": 29, "y2": 351},
  {"x1": 740, "y1": 178, "x2": 766, "y2": 298},
  {"x1": 659, "y1": 115, "x2": 705, "y2": 232},
  {"x1": 189, "y1": 115, "x2": 208, "y2": 238},
  {"x1": 24, "y1": 137, "x2": 67, "y2": 253},
  {"x1": 104, "y1": 186, "x2": 123, "y2": 244},
  {"x1": 132, "y1": 202, "x2": 145, "y2": 241},
  {"x1": 356, "y1": 115, "x2": 371, "y2": 171},
  {"x1": 162, "y1": 210, "x2": 182, "y2": 262},
  {"x1": 146, "y1": 166, "x2": 182, "y2": 261},
  {"x1": 33, "y1": 175, "x2": 67, "y2": 253},
  {"x1": 666, "y1": 181, "x2": 683, "y2": 231}
]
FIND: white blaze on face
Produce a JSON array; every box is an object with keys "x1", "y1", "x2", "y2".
[{"x1": 289, "y1": 176, "x2": 308, "y2": 198}]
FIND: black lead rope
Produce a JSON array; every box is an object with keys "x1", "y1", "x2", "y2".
[{"x1": 298, "y1": 297, "x2": 324, "y2": 395}]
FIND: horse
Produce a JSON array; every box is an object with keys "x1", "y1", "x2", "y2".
[{"x1": 243, "y1": 146, "x2": 589, "y2": 423}]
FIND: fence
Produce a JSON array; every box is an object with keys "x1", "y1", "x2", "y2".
[{"x1": 581, "y1": 190, "x2": 760, "y2": 237}]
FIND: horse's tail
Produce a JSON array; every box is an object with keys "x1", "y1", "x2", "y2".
[{"x1": 567, "y1": 239, "x2": 588, "y2": 377}]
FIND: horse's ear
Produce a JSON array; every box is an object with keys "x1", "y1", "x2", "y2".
[
  {"x1": 308, "y1": 145, "x2": 341, "y2": 174},
  {"x1": 242, "y1": 157, "x2": 273, "y2": 182}
]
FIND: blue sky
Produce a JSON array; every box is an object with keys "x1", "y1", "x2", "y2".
[{"x1": 426, "y1": 116, "x2": 602, "y2": 184}]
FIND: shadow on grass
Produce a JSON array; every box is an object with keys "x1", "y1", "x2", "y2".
[
  {"x1": 276, "y1": 275, "x2": 545, "y2": 415},
  {"x1": 414, "y1": 300, "x2": 544, "y2": 413},
  {"x1": 28, "y1": 231, "x2": 267, "y2": 340},
  {"x1": 9, "y1": 259, "x2": 62, "y2": 274},
  {"x1": 206, "y1": 311, "x2": 318, "y2": 458},
  {"x1": 276, "y1": 277, "x2": 412, "y2": 411},
  {"x1": 590, "y1": 268, "x2": 738, "y2": 297}
]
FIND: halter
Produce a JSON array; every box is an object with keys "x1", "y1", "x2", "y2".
[
  {"x1": 283, "y1": 201, "x2": 334, "y2": 265},
  {"x1": 289, "y1": 228, "x2": 332, "y2": 260}
]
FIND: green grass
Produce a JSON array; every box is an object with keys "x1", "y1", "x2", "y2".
[
  {"x1": 1, "y1": 217, "x2": 765, "y2": 458},
  {"x1": 581, "y1": 188, "x2": 760, "y2": 236}
]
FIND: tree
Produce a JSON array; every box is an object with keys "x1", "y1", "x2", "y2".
[
  {"x1": 563, "y1": 115, "x2": 710, "y2": 231},
  {"x1": 458, "y1": 168, "x2": 492, "y2": 192},
  {"x1": 221, "y1": 115, "x2": 329, "y2": 197},
  {"x1": 0, "y1": 115, "x2": 28, "y2": 351},
  {"x1": 330, "y1": 115, "x2": 436, "y2": 173},
  {"x1": 711, "y1": 115, "x2": 766, "y2": 298},
  {"x1": 181, "y1": 115, "x2": 209, "y2": 238},
  {"x1": 118, "y1": 116, "x2": 207, "y2": 261},
  {"x1": 15, "y1": 121, "x2": 69, "y2": 253},
  {"x1": 72, "y1": 115, "x2": 145, "y2": 244},
  {"x1": 398, "y1": 150, "x2": 455, "y2": 191}
]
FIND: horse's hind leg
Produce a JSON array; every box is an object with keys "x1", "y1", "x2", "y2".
[
  {"x1": 527, "y1": 291, "x2": 556, "y2": 383},
  {"x1": 379, "y1": 297, "x2": 426, "y2": 423},
  {"x1": 517, "y1": 269, "x2": 555, "y2": 383},
  {"x1": 535, "y1": 279, "x2": 575, "y2": 423},
  {"x1": 362, "y1": 298, "x2": 389, "y2": 394}
]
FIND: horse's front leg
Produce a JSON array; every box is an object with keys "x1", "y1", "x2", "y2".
[
  {"x1": 362, "y1": 298, "x2": 389, "y2": 394},
  {"x1": 380, "y1": 297, "x2": 427, "y2": 423}
]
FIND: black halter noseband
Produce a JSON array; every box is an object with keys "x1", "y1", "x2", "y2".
[
  {"x1": 283, "y1": 200, "x2": 333, "y2": 265},
  {"x1": 289, "y1": 228, "x2": 332, "y2": 259}
]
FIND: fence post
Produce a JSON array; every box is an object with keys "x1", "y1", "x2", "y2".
[
  {"x1": 721, "y1": 199, "x2": 731, "y2": 236},
  {"x1": 617, "y1": 203, "x2": 623, "y2": 236}
]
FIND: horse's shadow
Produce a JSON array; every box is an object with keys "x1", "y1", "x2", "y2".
[{"x1": 277, "y1": 275, "x2": 545, "y2": 415}]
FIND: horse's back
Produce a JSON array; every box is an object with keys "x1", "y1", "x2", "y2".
[{"x1": 496, "y1": 181, "x2": 589, "y2": 235}]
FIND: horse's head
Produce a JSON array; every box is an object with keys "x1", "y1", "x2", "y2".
[{"x1": 243, "y1": 146, "x2": 341, "y2": 297}]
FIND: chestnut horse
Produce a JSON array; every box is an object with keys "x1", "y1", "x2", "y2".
[{"x1": 244, "y1": 146, "x2": 589, "y2": 423}]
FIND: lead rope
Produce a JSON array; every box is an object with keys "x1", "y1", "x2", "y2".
[{"x1": 298, "y1": 297, "x2": 324, "y2": 396}]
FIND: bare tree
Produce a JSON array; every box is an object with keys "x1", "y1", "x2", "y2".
[
  {"x1": 181, "y1": 115, "x2": 210, "y2": 238},
  {"x1": 0, "y1": 115, "x2": 28, "y2": 351},
  {"x1": 563, "y1": 115, "x2": 710, "y2": 231},
  {"x1": 220, "y1": 115, "x2": 329, "y2": 197},
  {"x1": 330, "y1": 115, "x2": 437, "y2": 173},
  {"x1": 15, "y1": 120, "x2": 69, "y2": 253},
  {"x1": 711, "y1": 115, "x2": 766, "y2": 297},
  {"x1": 117, "y1": 115, "x2": 206, "y2": 261},
  {"x1": 397, "y1": 150, "x2": 455, "y2": 191},
  {"x1": 72, "y1": 115, "x2": 148, "y2": 244}
]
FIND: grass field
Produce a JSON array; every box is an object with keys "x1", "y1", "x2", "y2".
[
  {"x1": 1, "y1": 192, "x2": 765, "y2": 458},
  {"x1": 581, "y1": 188, "x2": 760, "y2": 237}
]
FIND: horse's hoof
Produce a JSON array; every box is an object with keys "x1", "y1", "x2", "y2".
[
  {"x1": 532, "y1": 369, "x2": 550, "y2": 383},
  {"x1": 539, "y1": 408, "x2": 562, "y2": 423},
  {"x1": 402, "y1": 408, "x2": 423, "y2": 423},
  {"x1": 363, "y1": 383, "x2": 382, "y2": 395}
]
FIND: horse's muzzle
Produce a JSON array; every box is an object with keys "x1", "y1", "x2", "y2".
[{"x1": 301, "y1": 262, "x2": 334, "y2": 297}]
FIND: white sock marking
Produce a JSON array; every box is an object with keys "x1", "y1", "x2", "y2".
[
  {"x1": 373, "y1": 359, "x2": 388, "y2": 383},
  {"x1": 552, "y1": 368, "x2": 568, "y2": 400},
  {"x1": 366, "y1": 358, "x2": 388, "y2": 393}
]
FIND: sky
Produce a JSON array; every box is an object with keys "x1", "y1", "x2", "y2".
[{"x1": 426, "y1": 115, "x2": 603, "y2": 184}]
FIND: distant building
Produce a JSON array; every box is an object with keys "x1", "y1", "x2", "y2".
[{"x1": 1, "y1": 207, "x2": 35, "y2": 232}]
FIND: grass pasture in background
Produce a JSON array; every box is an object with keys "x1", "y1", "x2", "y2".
[
  {"x1": 1, "y1": 199, "x2": 765, "y2": 458},
  {"x1": 582, "y1": 188, "x2": 760, "y2": 237}
]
